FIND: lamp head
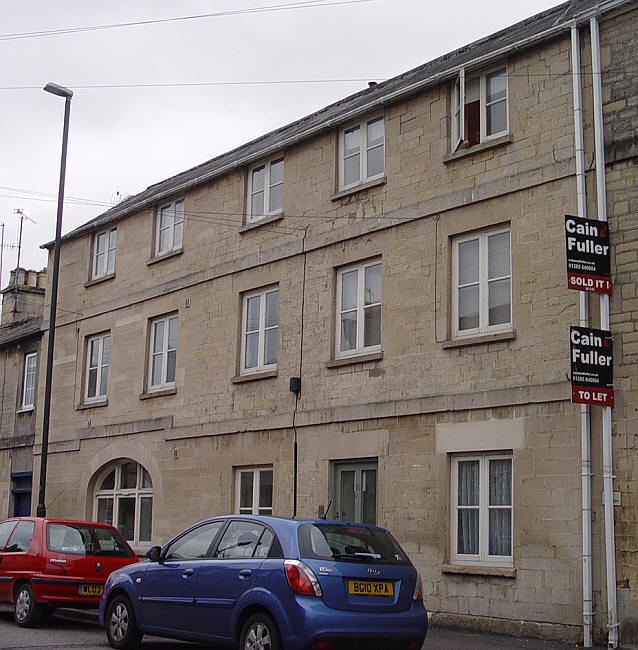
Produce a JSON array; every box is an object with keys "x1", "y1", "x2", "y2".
[{"x1": 43, "y1": 82, "x2": 73, "y2": 99}]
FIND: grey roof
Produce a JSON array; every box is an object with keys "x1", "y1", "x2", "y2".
[
  {"x1": 44, "y1": 0, "x2": 622, "y2": 249},
  {"x1": 0, "y1": 318, "x2": 42, "y2": 348}
]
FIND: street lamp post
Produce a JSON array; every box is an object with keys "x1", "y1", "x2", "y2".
[{"x1": 37, "y1": 82, "x2": 73, "y2": 517}]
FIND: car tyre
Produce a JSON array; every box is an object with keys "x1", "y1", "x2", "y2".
[
  {"x1": 13, "y1": 583, "x2": 42, "y2": 628},
  {"x1": 105, "y1": 594, "x2": 143, "y2": 650},
  {"x1": 240, "y1": 612, "x2": 282, "y2": 650}
]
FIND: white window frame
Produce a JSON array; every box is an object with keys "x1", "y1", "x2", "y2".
[
  {"x1": 85, "y1": 333, "x2": 110, "y2": 402},
  {"x1": 240, "y1": 286, "x2": 279, "y2": 375},
  {"x1": 92, "y1": 227, "x2": 117, "y2": 279},
  {"x1": 155, "y1": 199, "x2": 184, "y2": 257},
  {"x1": 235, "y1": 466, "x2": 273, "y2": 515},
  {"x1": 93, "y1": 461, "x2": 153, "y2": 547},
  {"x1": 246, "y1": 157, "x2": 284, "y2": 223},
  {"x1": 335, "y1": 259, "x2": 382, "y2": 358},
  {"x1": 148, "y1": 314, "x2": 178, "y2": 391},
  {"x1": 452, "y1": 65, "x2": 508, "y2": 150},
  {"x1": 338, "y1": 115, "x2": 385, "y2": 191},
  {"x1": 451, "y1": 454, "x2": 513, "y2": 567},
  {"x1": 452, "y1": 227, "x2": 511, "y2": 339},
  {"x1": 21, "y1": 352, "x2": 37, "y2": 410}
]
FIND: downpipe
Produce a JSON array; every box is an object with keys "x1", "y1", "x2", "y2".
[{"x1": 590, "y1": 15, "x2": 619, "y2": 649}]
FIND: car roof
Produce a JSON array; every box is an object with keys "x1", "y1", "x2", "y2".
[{"x1": 2, "y1": 516, "x2": 119, "y2": 529}]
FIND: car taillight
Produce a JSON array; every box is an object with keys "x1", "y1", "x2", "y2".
[
  {"x1": 284, "y1": 560, "x2": 322, "y2": 597},
  {"x1": 412, "y1": 573, "x2": 423, "y2": 601}
]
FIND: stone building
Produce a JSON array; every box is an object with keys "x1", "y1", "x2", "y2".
[
  {"x1": 32, "y1": 0, "x2": 636, "y2": 645},
  {"x1": 0, "y1": 268, "x2": 46, "y2": 517}
]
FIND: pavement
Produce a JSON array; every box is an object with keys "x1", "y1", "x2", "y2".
[{"x1": 54, "y1": 607, "x2": 615, "y2": 650}]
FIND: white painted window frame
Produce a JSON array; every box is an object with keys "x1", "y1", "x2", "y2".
[
  {"x1": 148, "y1": 314, "x2": 178, "y2": 391},
  {"x1": 85, "y1": 333, "x2": 110, "y2": 402},
  {"x1": 93, "y1": 461, "x2": 153, "y2": 547},
  {"x1": 240, "y1": 285, "x2": 279, "y2": 374},
  {"x1": 21, "y1": 352, "x2": 37, "y2": 410},
  {"x1": 450, "y1": 453, "x2": 513, "y2": 567},
  {"x1": 451, "y1": 64, "x2": 508, "y2": 150},
  {"x1": 92, "y1": 227, "x2": 117, "y2": 279},
  {"x1": 246, "y1": 157, "x2": 284, "y2": 223},
  {"x1": 452, "y1": 227, "x2": 511, "y2": 339},
  {"x1": 335, "y1": 259, "x2": 382, "y2": 359},
  {"x1": 155, "y1": 199, "x2": 184, "y2": 256},
  {"x1": 338, "y1": 115, "x2": 385, "y2": 191},
  {"x1": 235, "y1": 466, "x2": 273, "y2": 515}
]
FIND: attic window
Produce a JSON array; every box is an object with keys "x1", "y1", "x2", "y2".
[{"x1": 452, "y1": 66, "x2": 508, "y2": 151}]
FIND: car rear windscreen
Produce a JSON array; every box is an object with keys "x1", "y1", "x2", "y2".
[
  {"x1": 298, "y1": 523, "x2": 409, "y2": 564},
  {"x1": 47, "y1": 523, "x2": 135, "y2": 557}
]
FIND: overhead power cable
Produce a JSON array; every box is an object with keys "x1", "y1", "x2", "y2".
[{"x1": 0, "y1": 0, "x2": 378, "y2": 42}]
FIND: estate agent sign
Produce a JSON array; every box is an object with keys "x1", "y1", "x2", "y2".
[
  {"x1": 565, "y1": 215, "x2": 612, "y2": 294},
  {"x1": 570, "y1": 326, "x2": 614, "y2": 407}
]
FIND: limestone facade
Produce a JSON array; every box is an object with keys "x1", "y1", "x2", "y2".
[{"x1": 27, "y1": 2, "x2": 637, "y2": 645}]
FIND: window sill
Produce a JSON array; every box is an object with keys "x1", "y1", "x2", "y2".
[
  {"x1": 442, "y1": 133, "x2": 512, "y2": 164},
  {"x1": 442, "y1": 330, "x2": 516, "y2": 350},
  {"x1": 77, "y1": 399, "x2": 109, "y2": 410},
  {"x1": 84, "y1": 273, "x2": 115, "y2": 288},
  {"x1": 326, "y1": 351, "x2": 383, "y2": 368},
  {"x1": 139, "y1": 387, "x2": 177, "y2": 400},
  {"x1": 147, "y1": 248, "x2": 183, "y2": 266},
  {"x1": 232, "y1": 369, "x2": 279, "y2": 384},
  {"x1": 330, "y1": 176, "x2": 386, "y2": 201},
  {"x1": 239, "y1": 213, "x2": 283, "y2": 233},
  {"x1": 442, "y1": 563, "x2": 516, "y2": 578},
  {"x1": 16, "y1": 407, "x2": 34, "y2": 415}
]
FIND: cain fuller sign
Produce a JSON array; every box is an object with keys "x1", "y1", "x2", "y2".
[
  {"x1": 570, "y1": 326, "x2": 614, "y2": 407},
  {"x1": 565, "y1": 215, "x2": 612, "y2": 294}
]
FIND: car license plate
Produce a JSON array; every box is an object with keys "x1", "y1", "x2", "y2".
[
  {"x1": 78, "y1": 584, "x2": 103, "y2": 596},
  {"x1": 347, "y1": 580, "x2": 393, "y2": 596}
]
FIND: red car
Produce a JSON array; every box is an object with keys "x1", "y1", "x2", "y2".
[{"x1": 0, "y1": 516, "x2": 138, "y2": 627}]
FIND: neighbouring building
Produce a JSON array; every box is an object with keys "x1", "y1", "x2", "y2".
[
  {"x1": 30, "y1": 0, "x2": 637, "y2": 646},
  {"x1": 0, "y1": 268, "x2": 46, "y2": 518}
]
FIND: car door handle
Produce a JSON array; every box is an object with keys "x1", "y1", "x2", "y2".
[
  {"x1": 239, "y1": 569, "x2": 252, "y2": 579},
  {"x1": 182, "y1": 569, "x2": 194, "y2": 578}
]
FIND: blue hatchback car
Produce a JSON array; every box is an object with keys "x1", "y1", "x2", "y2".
[{"x1": 98, "y1": 515, "x2": 427, "y2": 650}]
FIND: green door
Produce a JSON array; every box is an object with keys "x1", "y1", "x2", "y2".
[{"x1": 333, "y1": 460, "x2": 377, "y2": 525}]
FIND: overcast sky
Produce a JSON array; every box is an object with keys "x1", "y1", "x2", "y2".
[{"x1": 1, "y1": 0, "x2": 561, "y2": 289}]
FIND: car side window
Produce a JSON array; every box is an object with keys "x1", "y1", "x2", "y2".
[
  {"x1": 254, "y1": 528, "x2": 274, "y2": 559},
  {"x1": 214, "y1": 521, "x2": 265, "y2": 559},
  {"x1": 4, "y1": 520, "x2": 35, "y2": 553},
  {"x1": 163, "y1": 521, "x2": 224, "y2": 561},
  {"x1": 0, "y1": 521, "x2": 17, "y2": 550}
]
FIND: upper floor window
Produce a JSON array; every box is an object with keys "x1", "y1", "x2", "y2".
[
  {"x1": 452, "y1": 67, "x2": 508, "y2": 150},
  {"x1": 86, "y1": 333, "x2": 110, "y2": 402},
  {"x1": 149, "y1": 314, "x2": 178, "y2": 391},
  {"x1": 339, "y1": 116, "x2": 385, "y2": 190},
  {"x1": 452, "y1": 228, "x2": 511, "y2": 338},
  {"x1": 92, "y1": 227, "x2": 117, "y2": 279},
  {"x1": 21, "y1": 352, "x2": 37, "y2": 410},
  {"x1": 336, "y1": 260, "x2": 381, "y2": 358},
  {"x1": 241, "y1": 286, "x2": 279, "y2": 374},
  {"x1": 155, "y1": 200, "x2": 184, "y2": 257},
  {"x1": 236, "y1": 466, "x2": 273, "y2": 515},
  {"x1": 451, "y1": 454, "x2": 513, "y2": 566},
  {"x1": 247, "y1": 158, "x2": 284, "y2": 223},
  {"x1": 93, "y1": 460, "x2": 153, "y2": 545}
]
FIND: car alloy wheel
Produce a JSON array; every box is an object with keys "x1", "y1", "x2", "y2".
[
  {"x1": 14, "y1": 583, "x2": 42, "y2": 628},
  {"x1": 241, "y1": 613, "x2": 281, "y2": 650},
  {"x1": 105, "y1": 595, "x2": 142, "y2": 650}
]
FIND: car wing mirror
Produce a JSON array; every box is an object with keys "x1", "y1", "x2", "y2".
[{"x1": 146, "y1": 545, "x2": 162, "y2": 562}]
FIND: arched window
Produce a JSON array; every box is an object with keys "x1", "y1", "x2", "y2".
[{"x1": 93, "y1": 460, "x2": 153, "y2": 545}]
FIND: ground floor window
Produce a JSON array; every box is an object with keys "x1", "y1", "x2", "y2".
[
  {"x1": 93, "y1": 460, "x2": 153, "y2": 545},
  {"x1": 451, "y1": 453, "x2": 513, "y2": 566},
  {"x1": 11, "y1": 472, "x2": 32, "y2": 517},
  {"x1": 332, "y1": 459, "x2": 377, "y2": 525},
  {"x1": 236, "y1": 466, "x2": 273, "y2": 515}
]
